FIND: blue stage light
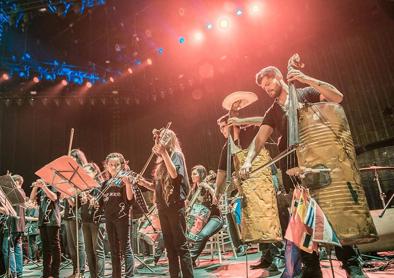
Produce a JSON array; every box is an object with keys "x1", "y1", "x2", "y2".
[
  {"x1": 158, "y1": 48, "x2": 164, "y2": 54},
  {"x1": 179, "y1": 36, "x2": 185, "y2": 44}
]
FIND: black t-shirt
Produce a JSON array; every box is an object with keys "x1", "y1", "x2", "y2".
[
  {"x1": 102, "y1": 180, "x2": 131, "y2": 221},
  {"x1": 63, "y1": 199, "x2": 75, "y2": 220},
  {"x1": 261, "y1": 87, "x2": 321, "y2": 152},
  {"x1": 155, "y1": 151, "x2": 189, "y2": 210},
  {"x1": 261, "y1": 87, "x2": 321, "y2": 191},
  {"x1": 37, "y1": 186, "x2": 61, "y2": 227}
]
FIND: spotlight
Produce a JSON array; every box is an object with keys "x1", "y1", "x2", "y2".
[
  {"x1": 30, "y1": 91, "x2": 37, "y2": 95},
  {"x1": 33, "y1": 76, "x2": 40, "y2": 83},
  {"x1": 206, "y1": 22, "x2": 213, "y2": 30},
  {"x1": 248, "y1": 2, "x2": 263, "y2": 16},
  {"x1": 127, "y1": 68, "x2": 133, "y2": 74},
  {"x1": 2, "y1": 73, "x2": 9, "y2": 80},
  {"x1": 157, "y1": 48, "x2": 164, "y2": 54},
  {"x1": 193, "y1": 31, "x2": 204, "y2": 42},
  {"x1": 235, "y1": 8, "x2": 243, "y2": 16},
  {"x1": 109, "y1": 76, "x2": 115, "y2": 83},
  {"x1": 134, "y1": 59, "x2": 141, "y2": 65},
  {"x1": 146, "y1": 58, "x2": 153, "y2": 65},
  {"x1": 217, "y1": 17, "x2": 230, "y2": 30},
  {"x1": 61, "y1": 79, "x2": 68, "y2": 86},
  {"x1": 179, "y1": 36, "x2": 185, "y2": 44},
  {"x1": 86, "y1": 82, "x2": 92, "y2": 88}
]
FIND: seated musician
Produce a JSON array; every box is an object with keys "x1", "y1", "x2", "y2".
[{"x1": 186, "y1": 165, "x2": 223, "y2": 265}]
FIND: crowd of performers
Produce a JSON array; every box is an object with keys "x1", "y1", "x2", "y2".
[{"x1": 0, "y1": 55, "x2": 373, "y2": 278}]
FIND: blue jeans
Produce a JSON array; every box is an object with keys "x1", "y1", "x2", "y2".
[{"x1": 2, "y1": 231, "x2": 24, "y2": 276}]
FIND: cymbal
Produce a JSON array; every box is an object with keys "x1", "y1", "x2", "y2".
[
  {"x1": 359, "y1": 166, "x2": 394, "y2": 171},
  {"x1": 222, "y1": 91, "x2": 258, "y2": 111}
]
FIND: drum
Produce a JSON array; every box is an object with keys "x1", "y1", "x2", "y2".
[
  {"x1": 186, "y1": 203, "x2": 211, "y2": 241},
  {"x1": 233, "y1": 149, "x2": 283, "y2": 243},
  {"x1": 297, "y1": 102, "x2": 378, "y2": 245},
  {"x1": 138, "y1": 208, "x2": 162, "y2": 246}
]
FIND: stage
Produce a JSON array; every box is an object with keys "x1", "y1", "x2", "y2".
[{"x1": 20, "y1": 250, "x2": 394, "y2": 277}]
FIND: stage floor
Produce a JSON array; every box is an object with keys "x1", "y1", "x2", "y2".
[{"x1": 21, "y1": 251, "x2": 394, "y2": 277}]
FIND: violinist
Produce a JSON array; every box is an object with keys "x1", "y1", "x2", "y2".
[
  {"x1": 80, "y1": 162, "x2": 105, "y2": 278},
  {"x1": 137, "y1": 128, "x2": 194, "y2": 278},
  {"x1": 187, "y1": 165, "x2": 223, "y2": 266},
  {"x1": 101, "y1": 152, "x2": 134, "y2": 278},
  {"x1": 239, "y1": 64, "x2": 365, "y2": 278}
]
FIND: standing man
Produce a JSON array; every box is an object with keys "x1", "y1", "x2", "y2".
[{"x1": 240, "y1": 62, "x2": 366, "y2": 278}]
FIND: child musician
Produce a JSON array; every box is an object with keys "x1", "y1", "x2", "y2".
[{"x1": 101, "y1": 153, "x2": 134, "y2": 278}]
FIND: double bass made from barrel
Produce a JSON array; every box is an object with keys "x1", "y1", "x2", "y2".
[
  {"x1": 284, "y1": 54, "x2": 377, "y2": 245},
  {"x1": 296, "y1": 101, "x2": 378, "y2": 245}
]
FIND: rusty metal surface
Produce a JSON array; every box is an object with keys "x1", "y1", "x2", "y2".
[
  {"x1": 297, "y1": 102, "x2": 378, "y2": 245},
  {"x1": 234, "y1": 149, "x2": 282, "y2": 243}
]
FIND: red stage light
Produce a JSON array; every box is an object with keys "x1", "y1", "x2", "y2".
[
  {"x1": 2, "y1": 73, "x2": 9, "y2": 80},
  {"x1": 128, "y1": 68, "x2": 133, "y2": 74},
  {"x1": 33, "y1": 76, "x2": 40, "y2": 83},
  {"x1": 109, "y1": 76, "x2": 115, "y2": 83},
  {"x1": 61, "y1": 79, "x2": 68, "y2": 86},
  {"x1": 147, "y1": 58, "x2": 153, "y2": 65},
  {"x1": 86, "y1": 82, "x2": 92, "y2": 88}
]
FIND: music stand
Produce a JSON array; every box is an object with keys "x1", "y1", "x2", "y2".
[
  {"x1": 0, "y1": 175, "x2": 23, "y2": 278},
  {"x1": 35, "y1": 155, "x2": 99, "y2": 278}
]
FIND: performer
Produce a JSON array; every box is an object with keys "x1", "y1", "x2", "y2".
[
  {"x1": 213, "y1": 115, "x2": 246, "y2": 256},
  {"x1": 101, "y1": 152, "x2": 134, "y2": 278},
  {"x1": 138, "y1": 128, "x2": 194, "y2": 278},
  {"x1": 25, "y1": 201, "x2": 40, "y2": 263},
  {"x1": 186, "y1": 165, "x2": 223, "y2": 265},
  {"x1": 80, "y1": 162, "x2": 105, "y2": 278},
  {"x1": 2, "y1": 174, "x2": 26, "y2": 278},
  {"x1": 30, "y1": 179, "x2": 61, "y2": 278},
  {"x1": 215, "y1": 111, "x2": 285, "y2": 263},
  {"x1": 240, "y1": 64, "x2": 365, "y2": 278}
]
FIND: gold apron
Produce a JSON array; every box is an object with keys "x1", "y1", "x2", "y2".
[
  {"x1": 234, "y1": 149, "x2": 282, "y2": 243},
  {"x1": 297, "y1": 102, "x2": 378, "y2": 245}
]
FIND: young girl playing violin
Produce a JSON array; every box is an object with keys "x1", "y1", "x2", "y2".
[
  {"x1": 138, "y1": 128, "x2": 194, "y2": 278},
  {"x1": 101, "y1": 153, "x2": 134, "y2": 278}
]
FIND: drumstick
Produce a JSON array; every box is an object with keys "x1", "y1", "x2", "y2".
[{"x1": 67, "y1": 128, "x2": 75, "y2": 155}]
